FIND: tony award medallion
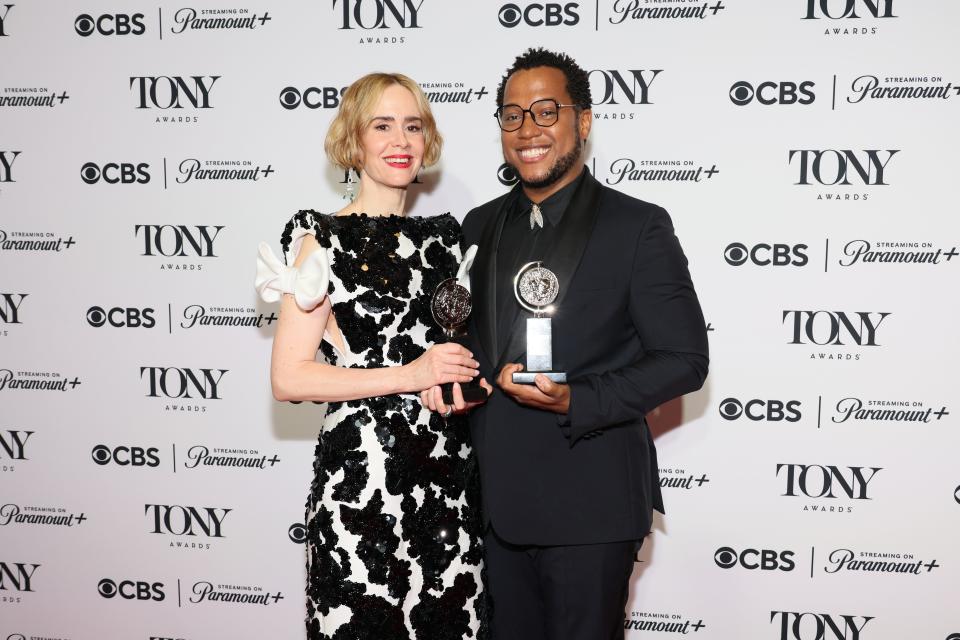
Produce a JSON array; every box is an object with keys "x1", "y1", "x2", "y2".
[
  {"x1": 431, "y1": 278, "x2": 488, "y2": 404},
  {"x1": 512, "y1": 261, "x2": 567, "y2": 384}
]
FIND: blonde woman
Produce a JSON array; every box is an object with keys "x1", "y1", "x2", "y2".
[{"x1": 256, "y1": 73, "x2": 490, "y2": 638}]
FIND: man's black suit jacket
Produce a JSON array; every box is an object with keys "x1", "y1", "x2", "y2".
[{"x1": 460, "y1": 169, "x2": 709, "y2": 546}]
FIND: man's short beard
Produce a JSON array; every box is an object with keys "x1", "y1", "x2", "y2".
[
  {"x1": 509, "y1": 121, "x2": 584, "y2": 191},
  {"x1": 519, "y1": 143, "x2": 582, "y2": 190}
]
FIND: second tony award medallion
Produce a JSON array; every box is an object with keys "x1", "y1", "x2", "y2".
[
  {"x1": 431, "y1": 248, "x2": 488, "y2": 404},
  {"x1": 512, "y1": 261, "x2": 567, "y2": 384}
]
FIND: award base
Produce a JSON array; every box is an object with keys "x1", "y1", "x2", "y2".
[
  {"x1": 512, "y1": 371, "x2": 567, "y2": 384},
  {"x1": 513, "y1": 317, "x2": 566, "y2": 384},
  {"x1": 441, "y1": 379, "x2": 489, "y2": 404}
]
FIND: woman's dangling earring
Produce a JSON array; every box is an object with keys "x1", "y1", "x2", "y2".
[{"x1": 343, "y1": 168, "x2": 357, "y2": 202}]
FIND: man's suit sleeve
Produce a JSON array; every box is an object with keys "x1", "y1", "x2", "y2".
[{"x1": 566, "y1": 206, "x2": 709, "y2": 443}]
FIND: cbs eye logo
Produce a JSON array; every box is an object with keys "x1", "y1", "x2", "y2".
[
  {"x1": 279, "y1": 87, "x2": 302, "y2": 109},
  {"x1": 714, "y1": 547, "x2": 739, "y2": 568},
  {"x1": 728, "y1": 81, "x2": 755, "y2": 105},
  {"x1": 86, "y1": 306, "x2": 107, "y2": 326},
  {"x1": 497, "y1": 163, "x2": 519, "y2": 186},
  {"x1": 91, "y1": 445, "x2": 112, "y2": 465},
  {"x1": 498, "y1": 4, "x2": 523, "y2": 26},
  {"x1": 80, "y1": 162, "x2": 101, "y2": 184},
  {"x1": 74, "y1": 14, "x2": 97, "y2": 36},
  {"x1": 288, "y1": 522, "x2": 307, "y2": 544},
  {"x1": 718, "y1": 398, "x2": 749, "y2": 420},
  {"x1": 98, "y1": 578, "x2": 119, "y2": 598},
  {"x1": 724, "y1": 242, "x2": 750, "y2": 266}
]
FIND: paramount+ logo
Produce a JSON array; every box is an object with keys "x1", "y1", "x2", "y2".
[
  {"x1": 724, "y1": 242, "x2": 808, "y2": 267},
  {"x1": 81, "y1": 161, "x2": 150, "y2": 185},
  {"x1": 98, "y1": 577, "x2": 164, "y2": 601},
  {"x1": 279, "y1": 86, "x2": 347, "y2": 110},
  {"x1": 730, "y1": 81, "x2": 815, "y2": 106},
  {"x1": 171, "y1": 8, "x2": 272, "y2": 34},
  {"x1": 719, "y1": 398, "x2": 801, "y2": 423},
  {"x1": 715, "y1": 546, "x2": 795, "y2": 571},
  {"x1": 75, "y1": 13, "x2": 146, "y2": 36},
  {"x1": 498, "y1": 2, "x2": 579, "y2": 27},
  {"x1": 770, "y1": 611, "x2": 873, "y2": 640}
]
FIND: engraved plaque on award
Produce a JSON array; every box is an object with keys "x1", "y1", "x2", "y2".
[
  {"x1": 431, "y1": 278, "x2": 488, "y2": 404},
  {"x1": 511, "y1": 261, "x2": 567, "y2": 384}
]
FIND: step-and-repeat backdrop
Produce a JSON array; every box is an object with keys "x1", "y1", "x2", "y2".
[{"x1": 2, "y1": 1, "x2": 958, "y2": 638}]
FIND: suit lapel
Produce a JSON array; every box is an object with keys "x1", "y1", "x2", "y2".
[
  {"x1": 498, "y1": 170, "x2": 604, "y2": 368},
  {"x1": 472, "y1": 187, "x2": 520, "y2": 367}
]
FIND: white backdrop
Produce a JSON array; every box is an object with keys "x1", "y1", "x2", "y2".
[{"x1": 2, "y1": 1, "x2": 958, "y2": 639}]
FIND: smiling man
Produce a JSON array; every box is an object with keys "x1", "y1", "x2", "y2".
[{"x1": 458, "y1": 48, "x2": 710, "y2": 639}]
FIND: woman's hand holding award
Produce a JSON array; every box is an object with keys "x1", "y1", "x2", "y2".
[{"x1": 430, "y1": 245, "x2": 488, "y2": 404}]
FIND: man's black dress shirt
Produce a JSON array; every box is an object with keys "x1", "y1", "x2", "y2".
[{"x1": 494, "y1": 167, "x2": 586, "y2": 348}]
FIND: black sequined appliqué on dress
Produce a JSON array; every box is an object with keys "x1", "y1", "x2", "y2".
[{"x1": 279, "y1": 210, "x2": 487, "y2": 640}]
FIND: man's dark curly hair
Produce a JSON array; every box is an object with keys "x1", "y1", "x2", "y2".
[{"x1": 496, "y1": 48, "x2": 592, "y2": 109}]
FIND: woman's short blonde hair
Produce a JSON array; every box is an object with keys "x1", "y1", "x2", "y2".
[{"x1": 325, "y1": 73, "x2": 443, "y2": 173}]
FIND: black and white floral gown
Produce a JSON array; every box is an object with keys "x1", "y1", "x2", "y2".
[{"x1": 259, "y1": 210, "x2": 487, "y2": 640}]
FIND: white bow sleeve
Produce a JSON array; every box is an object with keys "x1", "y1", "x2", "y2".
[
  {"x1": 456, "y1": 244, "x2": 478, "y2": 292},
  {"x1": 255, "y1": 241, "x2": 330, "y2": 311}
]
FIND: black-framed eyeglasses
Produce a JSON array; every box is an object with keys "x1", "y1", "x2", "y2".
[{"x1": 494, "y1": 99, "x2": 576, "y2": 132}]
